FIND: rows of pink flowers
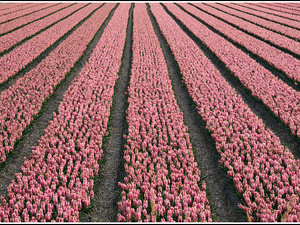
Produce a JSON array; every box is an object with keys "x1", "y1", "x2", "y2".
[
  {"x1": 0, "y1": 3, "x2": 130, "y2": 222},
  {"x1": 0, "y1": 3, "x2": 52, "y2": 24},
  {"x1": 179, "y1": 3, "x2": 300, "y2": 83},
  {"x1": 231, "y1": 3, "x2": 300, "y2": 29},
  {"x1": 192, "y1": 3, "x2": 300, "y2": 57},
  {"x1": 0, "y1": 3, "x2": 115, "y2": 164},
  {"x1": 260, "y1": 3, "x2": 300, "y2": 15},
  {"x1": 0, "y1": 3, "x2": 100, "y2": 85},
  {"x1": 0, "y1": 3, "x2": 25, "y2": 11},
  {"x1": 209, "y1": 3, "x2": 300, "y2": 41},
  {"x1": 243, "y1": 3, "x2": 300, "y2": 20},
  {"x1": 0, "y1": 3, "x2": 84, "y2": 54},
  {"x1": 117, "y1": 4, "x2": 211, "y2": 222},
  {"x1": 263, "y1": 3, "x2": 300, "y2": 15},
  {"x1": 276, "y1": 3, "x2": 300, "y2": 10},
  {"x1": 164, "y1": 3, "x2": 300, "y2": 138},
  {"x1": 150, "y1": 3, "x2": 300, "y2": 221},
  {"x1": 0, "y1": 3, "x2": 31, "y2": 16},
  {"x1": 0, "y1": 3, "x2": 70, "y2": 35}
]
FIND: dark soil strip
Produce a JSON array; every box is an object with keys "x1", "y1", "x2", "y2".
[
  {"x1": 79, "y1": 3, "x2": 133, "y2": 222},
  {"x1": 148, "y1": 3, "x2": 247, "y2": 222},
  {"x1": 0, "y1": 3, "x2": 79, "y2": 57},
  {"x1": 161, "y1": 3, "x2": 300, "y2": 162},
  {"x1": 227, "y1": 3, "x2": 300, "y2": 31},
  {"x1": 189, "y1": 3, "x2": 300, "y2": 61},
  {"x1": 0, "y1": 3, "x2": 119, "y2": 199},
  {"x1": 234, "y1": 3, "x2": 300, "y2": 22},
  {"x1": 210, "y1": 3, "x2": 299, "y2": 42},
  {"x1": 176, "y1": 3, "x2": 300, "y2": 93},
  {"x1": 0, "y1": 3, "x2": 76, "y2": 37},
  {"x1": 0, "y1": 3, "x2": 61, "y2": 26},
  {"x1": 0, "y1": 3, "x2": 91, "y2": 95}
]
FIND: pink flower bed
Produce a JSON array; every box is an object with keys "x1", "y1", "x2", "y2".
[
  {"x1": 209, "y1": 3, "x2": 300, "y2": 41},
  {"x1": 231, "y1": 3, "x2": 300, "y2": 29},
  {"x1": 0, "y1": 3, "x2": 115, "y2": 164},
  {"x1": 0, "y1": 3, "x2": 25, "y2": 11},
  {"x1": 0, "y1": 3, "x2": 130, "y2": 222},
  {"x1": 263, "y1": 3, "x2": 300, "y2": 15},
  {"x1": 192, "y1": 3, "x2": 300, "y2": 56},
  {"x1": 0, "y1": 3, "x2": 33, "y2": 16},
  {"x1": 0, "y1": 3, "x2": 101, "y2": 85},
  {"x1": 164, "y1": 3, "x2": 300, "y2": 139},
  {"x1": 0, "y1": 4, "x2": 70, "y2": 35},
  {"x1": 0, "y1": 3, "x2": 55, "y2": 24},
  {"x1": 276, "y1": 3, "x2": 300, "y2": 10},
  {"x1": 179, "y1": 3, "x2": 300, "y2": 83},
  {"x1": 150, "y1": 3, "x2": 300, "y2": 222},
  {"x1": 244, "y1": 3, "x2": 300, "y2": 20},
  {"x1": 0, "y1": 3, "x2": 85, "y2": 54},
  {"x1": 117, "y1": 3, "x2": 211, "y2": 222}
]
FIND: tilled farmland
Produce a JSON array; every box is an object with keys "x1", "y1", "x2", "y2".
[{"x1": 0, "y1": 2, "x2": 300, "y2": 222}]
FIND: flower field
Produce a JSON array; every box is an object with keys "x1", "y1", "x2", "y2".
[{"x1": 0, "y1": 2, "x2": 300, "y2": 222}]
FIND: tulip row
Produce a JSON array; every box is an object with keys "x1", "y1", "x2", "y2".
[
  {"x1": 279, "y1": 3, "x2": 300, "y2": 10},
  {"x1": 0, "y1": 3, "x2": 24, "y2": 11},
  {"x1": 179, "y1": 3, "x2": 300, "y2": 83},
  {"x1": 117, "y1": 3, "x2": 211, "y2": 222},
  {"x1": 164, "y1": 3, "x2": 300, "y2": 139},
  {"x1": 0, "y1": 3, "x2": 84, "y2": 54},
  {"x1": 230, "y1": 3, "x2": 300, "y2": 29},
  {"x1": 150, "y1": 3, "x2": 300, "y2": 221},
  {"x1": 0, "y1": 3, "x2": 64, "y2": 34},
  {"x1": 0, "y1": 3, "x2": 115, "y2": 164},
  {"x1": 242, "y1": 3, "x2": 300, "y2": 21},
  {"x1": 0, "y1": 3, "x2": 130, "y2": 222},
  {"x1": 191, "y1": 3, "x2": 300, "y2": 56},
  {"x1": 254, "y1": 3, "x2": 300, "y2": 16},
  {"x1": 0, "y1": 3, "x2": 54, "y2": 24},
  {"x1": 210, "y1": 3, "x2": 300, "y2": 41},
  {"x1": 0, "y1": 3, "x2": 100, "y2": 85},
  {"x1": 0, "y1": 3, "x2": 31, "y2": 16}
]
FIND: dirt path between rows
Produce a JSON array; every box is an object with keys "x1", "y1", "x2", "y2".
[
  {"x1": 79, "y1": 3, "x2": 134, "y2": 222},
  {"x1": 147, "y1": 3, "x2": 247, "y2": 222}
]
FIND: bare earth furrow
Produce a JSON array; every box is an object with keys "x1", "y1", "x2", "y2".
[
  {"x1": 80, "y1": 3, "x2": 133, "y2": 222},
  {"x1": 147, "y1": 3, "x2": 246, "y2": 222},
  {"x1": 117, "y1": 3, "x2": 211, "y2": 222}
]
